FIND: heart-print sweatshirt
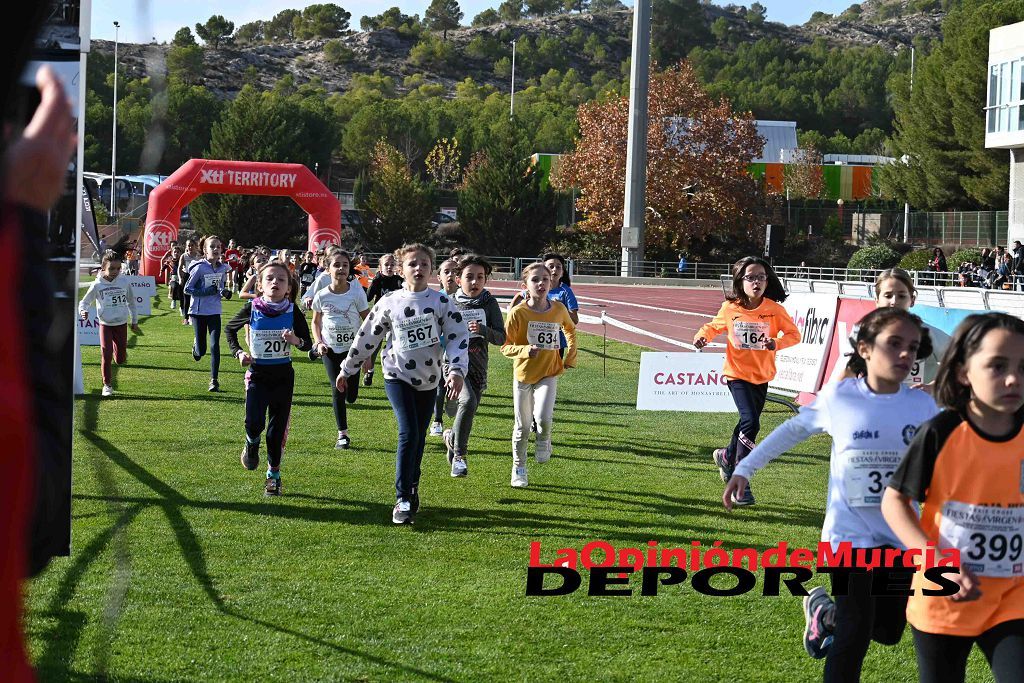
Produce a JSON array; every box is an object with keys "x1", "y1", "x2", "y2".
[{"x1": 340, "y1": 287, "x2": 469, "y2": 391}]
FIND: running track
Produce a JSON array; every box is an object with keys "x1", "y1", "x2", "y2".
[{"x1": 488, "y1": 279, "x2": 725, "y2": 352}]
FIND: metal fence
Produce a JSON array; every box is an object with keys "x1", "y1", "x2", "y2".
[{"x1": 905, "y1": 211, "x2": 1009, "y2": 247}]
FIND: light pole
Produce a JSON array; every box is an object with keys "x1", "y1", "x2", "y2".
[
  {"x1": 837, "y1": 198, "x2": 845, "y2": 243},
  {"x1": 510, "y1": 40, "x2": 516, "y2": 118},
  {"x1": 621, "y1": 0, "x2": 653, "y2": 276},
  {"x1": 110, "y1": 20, "x2": 120, "y2": 218}
]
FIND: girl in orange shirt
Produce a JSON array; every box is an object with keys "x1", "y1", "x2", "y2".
[
  {"x1": 694, "y1": 256, "x2": 800, "y2": 506},
  {"x1": 883, "y1": 312, "x2": 1024, "y2": 683}
]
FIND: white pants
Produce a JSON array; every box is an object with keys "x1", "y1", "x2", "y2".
[{"x1": 512, "y1": 376, "x2": 559, "y2": 467}]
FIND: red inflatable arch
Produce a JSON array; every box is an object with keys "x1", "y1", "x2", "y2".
[{"x1": 141, "y1": 159, "x2": 341, "y2": 277}]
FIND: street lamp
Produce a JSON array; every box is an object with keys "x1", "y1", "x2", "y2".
[
  {"x1": 510, "y1": 40, "x2": 516, "y2": 118},
  {"x1": 110, "y1": 20, "x2": 120, "y2": 217},
  {"x1": 837, "y1": 198, "x2": 845, "y2": 242}
]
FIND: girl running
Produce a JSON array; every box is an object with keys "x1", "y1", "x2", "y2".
[
  {"x1": 723, "y1": 308, "x2": 938, "y2": 679},
  {"x1": 78, "y1": 250, "x2": 141, "y2": 397},
  {"x1": 360, "y1": 253, "x2": 402, "y2": 387},
  {"x1": 184, "y1": 235, "x2": 232, "y2": 392},
  {"x1": 501, "y1": 262, "x2": 577, "y2": 488},
  {"x1": 443, "y1": 254, "x2": 507, "y2": 477},
  {"x1": 240, "y1": 250, "x2": 270, "y2": 300},
  {"x1": 335, "y1": 243, "x2": 469, "y2": 524},
  {"x1": 431, "y1": 257, "x2": 462, "y2": 436},
  {"x1": 694, "y1": 255, "x2": 800, "y2": 506},
  {"x1": 883, "y1": 312, "x2": 1024, "y2": 683},
  {"x1": 177, "y1": 238, "x2": 201, "y2": 325},
  {"x1": 312, "y1": 249, "x2": 369, "y2": 449},
  {"x1": 225, "y1": 262, "x2": 312, "y2": 496},
  {"x1": 162, "y1": 244, "x2": 182, "y2": 311}
]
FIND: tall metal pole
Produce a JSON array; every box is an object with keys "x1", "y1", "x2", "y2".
[
  {"x1": 510, "y1": 40, "x2": 516, "y2": 118},
  {"x1": 621, "y1": 0, "x2": 652, "y2": 276},
  {"x1": 904, "y1": 46, "x2": 914, "y2": 243},
  {"x1": 110, "y1": 21, "x2": 119, "y2": 217}
]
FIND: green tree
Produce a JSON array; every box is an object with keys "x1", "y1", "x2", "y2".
[
  {"x1": 234, "y1": 21, "x2": 265, "y2": 44},
  {"x1": 162, "y1": 80, "x2": 223, "y2": 169},
  {"x1": 363, "y1": 140, "x2": 434, "y2": 250},
  {"x1": 295, "y1": 4, "x2": 351, "y2": 39},
  {"x1": 525, "y1": 0, "x2": 561, "y2": 16},
  {"x1": 360, "y1": 7, "x2": 422, "y2": 36},
  {"x1": 166, "y1": 45, "x2": 204, "y2": 85},
  {"x1": 324, "y1": 39, "x2": 355, "y2": 64},
  {"x1": 172, "y1": 26, "x2": 197, "y2": 47},
  {"x1": 652, "y1": 0, "x2": 712, "y2": 64},
  {"x1": 746, "y1": 2, "x2": 767, "y2": 26},
  {"x1": 265, "y1": 9, "x2": 301, "y2": 41},
  {"x1": 459, "y1": 119, "x2": 557, "y2": 255},
  {"x1": 589, "y1": 0, "x2": 624, "y2": 10},
  {"x1": 424, "y1": 0, "x2": 463, "y2": 40},
  {"x1": 498, "y1": 0, "x2": 524, "y2": 22},
  {"x1": 472, "y1": 8, "x2": 501, "y2": 25},
  {"x1": 194, "y1": 15, "x2": 234, "y2": 48},
  {"x1": 409, "y1": 35, "x2": 455, "y2": 68}
]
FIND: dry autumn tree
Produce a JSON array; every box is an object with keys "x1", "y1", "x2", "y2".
[{"x1": 554, "y1": 62, "x2": 768, "y2": 254}]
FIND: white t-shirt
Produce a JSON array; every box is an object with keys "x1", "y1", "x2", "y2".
[
  {"x1": 304, "y1": 271, "x2": 332, "y2": 303},
  {"x1": 735, "y1": 377, "x2": 940, "y2": 549},
  {"x1": 312, "y1": 284, "x2": 369, "y2": 353}
]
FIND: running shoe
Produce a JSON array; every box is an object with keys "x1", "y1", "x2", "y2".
[
  {"x1": 363, "y1": 370, "x2": 373, "y2": 387},
  {"x1": 335, "y1": 433, "x2": 350, "y2": 450},
  {"x1": 443, "y1": 429, "x2": 455, "y2": 464},
  {"x1": 731, "y1": 483, "x2": 756, "y2": 507},
  {"x1": 392, "y1": 499, "x2": 413, "y2": 524},
  {"x1": 101, "y1": 385, "x2": 114, "y2": 397},
  {"x1": 713, "y1": 448, "x2": 734, "y2": 483},
  {"x1": 451, "y1": 456, "x2": 468, "y2": 478},
  {"x1": 208, "y1": 378, "x2": 220, "y2": 392},
  {"x1": 264, "y1": 475, "x2": 282, "y2": 497},
  {"x1": 241, "y1": 441, "x2": 259, "y2": 470},
  {"x1": 181, "y1": 318, "x2": 189, "y2": 325},
  {"x1": 511, "y1": 466, "x2": 528, "y2": 488},
  {"x1": 802, "y1": 586, "x2": 835, "y2": 659},
  {"x1": 430, "y1": 421, "x2": 443, "y2": 437},
  {"x1": 308, "y1": 348, "x2": 320, "y2": 362},
  {"x1": 535, "y1": 442, "x2": 552, "y2": 464}
]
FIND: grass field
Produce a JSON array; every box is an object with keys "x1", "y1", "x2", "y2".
[{"x1": 26, "y1": 287, "x2": 991, "y2": 681}]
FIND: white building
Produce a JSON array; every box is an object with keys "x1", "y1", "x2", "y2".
[{"x1": 986, "y1": 21, "x2": 1024, "y2": 244}]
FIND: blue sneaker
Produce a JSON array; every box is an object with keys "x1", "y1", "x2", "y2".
[
  {"x1": 803, "y1": 586, "x2": 835, "y2": 659},
  {"x1": 713, "y1": 448, "x2": 734, "y2": 483},
  {"x1": 731, "y1": 483, "x2": 756, "y2": 507}
]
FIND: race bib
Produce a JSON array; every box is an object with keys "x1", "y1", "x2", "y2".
[
  {"x1": 394, "y1": 313, "x2": 438, "y2": 353},
  {"x1": 462, "y1": 309, "x2": 486, "y2": 338},
  {"x1": 903, "y1": 359, "x2": 924, "y2": 386},
  {"x1": 843, "y1": 450, "x2": 901, "y2": 507},
  {"x1": 203, "y1": 273, "x2": 224, "y2": 290},
  {"x1": 324, "y1": 319, "x2": 357, "y2": 352},
  {"x1": 939, "y1": 501, "x2": 1024, "y2": 578},
  {"x1": 733, "y1": 321, "x2": 771, "y2": 350},
  {"x1": 250, "y1": 328, "x2": 291, "y2": 360},
  {"x1": 527, "y1": 321, "x2": 561, "y2": 350},
  {"x1": 101, "y1": 287, "x2": 129, "y2": 311}
]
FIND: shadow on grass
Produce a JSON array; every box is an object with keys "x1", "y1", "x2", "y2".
[
  {"x1": 575, "y1": 345, "x2": 641, "y2": 366},
  {"x1": 46, "y1": 396, "x2": 459, "y2": 682}
]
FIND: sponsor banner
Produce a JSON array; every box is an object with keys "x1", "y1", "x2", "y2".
[
  {"x1": 819, "y1": 298, "x2": 876, "y2": 388},
  {"x1": 126, "y1": 276, "x2": 157, "y2": 316},
  {"x1": 636, "y1": 352, "x2": 734, "y2": 412},
  {"x1": 78, "y1": 304, "x2": 100, "y2": 346},
  {"x1": 770, "y1": 293, "x2": 839, "y2": 393}
]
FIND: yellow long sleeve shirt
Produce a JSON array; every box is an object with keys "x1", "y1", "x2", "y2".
[{"x1": 502, "y1": 301, "x2": 577, "y2": 384}]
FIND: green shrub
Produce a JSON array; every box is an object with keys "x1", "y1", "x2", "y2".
[
  {"x1": 949, "y1": 247, "x2": 982, "y2": 267},
  {"x1": 898, "y1": 249, "x2": 933, "y2": 271},
  {"x1": 324, "y1": 39, "x2": 354, "y2": 65},
  {"x1": 847, "y1": 244, "x2": 901, "y2": 270}
]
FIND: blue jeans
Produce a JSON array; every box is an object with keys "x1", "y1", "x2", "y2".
[
  {"x1": 385, "y1": 378, "x2": 436, "y2": 501},
  {"x1": 726, "y1": 379, "x2": 768, "y2": 464},
  {"x1": 190, "y1": 314, "x2": 221, "y2": 380}
]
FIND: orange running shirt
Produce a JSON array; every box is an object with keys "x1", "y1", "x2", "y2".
[
  {"x1": 889, "y1": 410, "x2": 1024, "y2": 636},
  {"x1": 694, "y1": 298, "x2": 801, "y2": 385}
]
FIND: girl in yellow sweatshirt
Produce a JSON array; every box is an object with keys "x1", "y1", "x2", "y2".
[
  {"x1": 694, "y1": 256, "x2": 800, "y2": 506},
  {"x1": 502, "y1": 262, "x2": 577, "y2": 488}
]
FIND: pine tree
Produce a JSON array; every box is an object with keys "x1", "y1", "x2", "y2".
[
  {"x1": 424, "y1": 0, "x2": 463, "y2": 40},
  {"x1": 194, "y1": 15, "x2": 234, "y2": 49}
]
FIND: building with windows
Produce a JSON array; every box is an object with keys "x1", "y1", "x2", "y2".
[{"x1": 986, "y1": 20, "x2": 1024, "y2": 244}]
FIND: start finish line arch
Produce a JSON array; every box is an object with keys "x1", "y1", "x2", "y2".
[{"x1": 141, "y1": 159, "x2": 341, "y2": 277}]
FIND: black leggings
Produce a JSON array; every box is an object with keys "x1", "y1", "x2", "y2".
[
  {"x1": 726, "y1": 379, "x2": 768, "y2": 464},
  {"x1": 321, "y1": 348, "x2": 359, "y2": 430},
  {"x1": 191, "y1": 314, "x2": 221, "y2": 380},
  {"x1": 244, "y1": 365, "x2": 294, "y2": 469},
  {"x1": 912, "y1": 619, "x2": 1024, "y2": 683},
  {"x1": 824, "y1": 562, "x2": 909, "y2": 682},
  {"x1": 181, "y1": 292, "x2": 191, "y2": 318}
]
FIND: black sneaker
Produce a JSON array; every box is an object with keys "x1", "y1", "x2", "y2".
[
  {"x1": 335, "y1": 433, "x2": 350, "y2": 449},
  {"x1": 713, "y1": 448, "x2": 734, "y2": 483},
  {"x1": 363, "y1": 371, "x2": 373, "y2": 387},
  {"x1": 264, "y1": 475, "x2": 282, "y2": 496},
  {"x1": 731, "y1": 483, "x2": 756, "y2": 507},
  {"x1": 241, "y1": 441, "x2": 259, "y2": 470},
  {"x1": 208, "y1": 378, "x2": 220, "y2": 392},
  {"x1": 803, "y1": 586, "x2": 835, "y2": 659},
  {"x1": 192, "y1": 343, "x2": 202, "y2": 361},
  {"x1": 308, "y1": 348, "x2": 321, "y2": 361},
  {"x1": 392, "y1": 499, "x2": 412, "y2": 524}
]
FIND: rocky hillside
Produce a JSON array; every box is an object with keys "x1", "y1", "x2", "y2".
[{"x1": 91, "y1": 2, "x2": 945, "y2": 101}]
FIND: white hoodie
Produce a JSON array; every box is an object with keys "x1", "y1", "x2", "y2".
[{"x1": 79, "y1": 273, "x2": 138, "y2": 326}]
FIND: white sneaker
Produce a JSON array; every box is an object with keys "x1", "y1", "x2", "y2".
[
  {"x1": 511, "y1": 466, "x2": 528, "y2": 488},
  {"x1": 430, "y1": 421, "x2": 443, "y2": 436},
  {"x1": 101, "y1": 385, "x2": 114, "y2": 397},
  {"x1": 535, "y1": 441, "x2": 552, "y2": 464},
  {"x1": 451, "y1": 456, "x2": 468, "y2": 478},
  {"x1": 392, "y1": 500, "x2": 413, "y2": 524}
]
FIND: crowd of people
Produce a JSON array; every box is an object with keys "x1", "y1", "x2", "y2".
[{"x1": 923, "y1": 241, "x2": 1024, "y2": 290}]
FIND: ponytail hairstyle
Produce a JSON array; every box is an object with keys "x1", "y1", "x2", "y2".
[
  {"x1": 726, "y1": 256, "x2": 786, "y2": 305},
  {"x1": 845, "y1": 308, "x2": 933, "y2": 378},
  {"x1": 541, "y1": 252, "x2": 570, "y2": 286},
  {"x1": 935, "y1": 312, "x2": 1024, "y2": 413},
  {"x1": 200, "y1": 234, "x2": 222, "y2": 254}
]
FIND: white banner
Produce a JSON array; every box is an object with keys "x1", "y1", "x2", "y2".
[
  {"x1": 78, "y1": 304, "x2": 100, "y2": 346},
  {"x1": 770, "y1": 293, "x2": 839, "y2": 393},
  {"x1": 126, "y1": 275, "x2": 156, "y2": 316},
  {"x1": 636, "y1": 352, "x2": 735, "y2": 412}
]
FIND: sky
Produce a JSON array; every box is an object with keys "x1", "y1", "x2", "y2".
[{"x1": 89, "y1": 0, "x2": 857, "y2": 43}]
